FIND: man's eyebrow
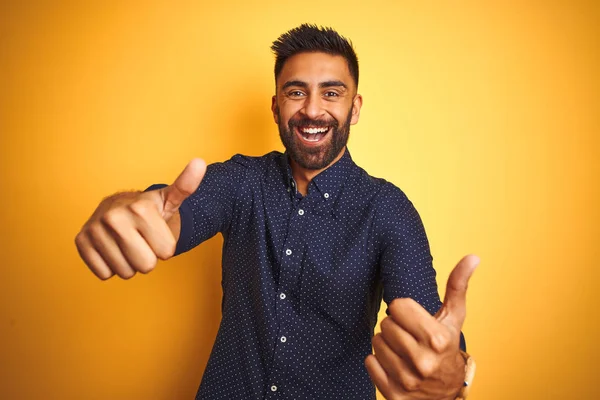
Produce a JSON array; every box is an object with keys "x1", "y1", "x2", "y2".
[
  {"x1": 319, "y1": 80, "x2": 347, "y2": 89},
  {"x1": 281, "y1": 80, "x2": 308, "y2": 90},
  {"x1": 280, "y1": 80, "x2": 348, "y2": 90}
]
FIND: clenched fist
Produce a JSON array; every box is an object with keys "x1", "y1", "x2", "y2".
[
  {"x1": 365, "y1": 255, "x2": 479, "y2": 399},
  {"x1": 75, "y1": 158, "x2": 206, "y2": 280}
]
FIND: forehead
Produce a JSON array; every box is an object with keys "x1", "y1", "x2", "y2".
[{"x1": 277, "y1": 52, "x2": 354, "y2": 89}]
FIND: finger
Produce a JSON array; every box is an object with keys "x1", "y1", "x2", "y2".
[
  {"x1": 379, "y1": 317, "x2": 418, "y2": 363},
  {"x1": 372, "y1": 332, "x2": 422, "y2": 391},
  {"x1": 365, "y1": 354, "x2": 395, "y2": 400},
  {"x1": 87, "y1": 223, "x2": 136, "y2": 279},
  {"x1": 128, "y1": 198, "x2": 177, "y2": 260},
  {"x1": 380, "y1": 317, "x2": 441, "y2": 378},
  {"x1": 161, "y1": 158, "x2": 206, "y2": 218},
  {"x1": 75, "y1": 232, "x2": 114, "y2": 280},
  {"x1": 108, "y1": 223, "x2": 159, "y2": 274},
  {"x1": 440, "y1": 254, "x2": 480, "y2": 327},
  {"x1": 388, "y1": 298, "x2": 441, "y2": 346}
]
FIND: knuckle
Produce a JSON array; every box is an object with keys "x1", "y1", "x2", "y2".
[
  {"x1": 156, "y1": 237, "x2": 176, "y2": 260},
  {"x1": 129, "y1": 198, "x2": 154, "y2": 218},
  {"x1": 389, "y1": 367, "x2": 405, "y2": 386},
  {"x1": 390, "y1": 297, "x2": 408, "y2": 309},
  {"x1": 389, "y1": 297, "x2": 415, "y2": 314},
  {"x1": 379, "y1": 317, "x2": 392, "y2": 333},
  {"x1": 400, "y1": 376, "x2": 421, "y2": 392},
  {"x1": 74, "y1": 232, "x2": 85, "y2": 249},
  {"x1": 414, "y1": 353, "x2": 439, "y2": 378},
  {"x1": 372, "y1": 332, "x2": 383, "y2": 344},
  {"x1": 430, "y1": 329, "x2": 452, "y2": 352},
  {"x1": 102, "y1": 208, "x2": 126, "y2": 227},
  {"x1": 136, "y1": 253, "x2": 158, "y2": 274},
  {"x1": 86, "y1": 223, "x2": 104, "y2": 242},
  {"x1": 371, "y1": 333, "x2": 384, "y2": 349},
  {"x1": 165, "y1": 240, "x2": 177, "y2": 259}
]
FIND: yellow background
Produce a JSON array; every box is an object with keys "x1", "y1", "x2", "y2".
[{"x1": 1, "y1": 1, "x2": 598, "y2": 399}]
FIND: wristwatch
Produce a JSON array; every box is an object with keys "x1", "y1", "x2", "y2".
[{"x1": 455, "y1": 351, "x2": 476, "y2": 400}]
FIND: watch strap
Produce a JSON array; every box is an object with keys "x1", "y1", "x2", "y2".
[{"x1": 455, "y1": 350, "x2": 475, "y2": 400}]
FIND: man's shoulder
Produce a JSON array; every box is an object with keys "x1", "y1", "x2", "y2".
[
  {"x1": 201, "y1": 152, "x2": 283, "y2": 187},
  {"x1": 351, "y1": 167, "x2": 423, "y2": 237},
  {"x1": 207, "y1": 151, "x2": 282, "y2": 177},
  {"x1": 350, "y1": 163, "x2": 410, "y2": 205},
  {"x1": 224, "y1": 151, "x2": 283, "y2": 170}
]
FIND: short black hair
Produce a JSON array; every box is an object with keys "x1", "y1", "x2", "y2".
[{"x1": 271, "y1": 24, "x2": 359, "y2": 87}]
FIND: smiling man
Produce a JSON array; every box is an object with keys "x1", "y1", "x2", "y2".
[
  {"x1": 272, "y1": 49, "x2": 361, "y2": 195},
  {"x1": 75, "y1": 24, "x2": 477, "y2": 399}
]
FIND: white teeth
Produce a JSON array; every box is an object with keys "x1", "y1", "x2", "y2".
[{"x1": 301, "y1": 127, "x2": 329, "y2": 134}]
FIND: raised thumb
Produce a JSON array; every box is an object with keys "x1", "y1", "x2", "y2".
[
  {"x1": 161, "y1": 158, "x2": 206, "y2": 219},
  {"x1": 438, "y1": 254, "x2": 480, "y2": 328}
]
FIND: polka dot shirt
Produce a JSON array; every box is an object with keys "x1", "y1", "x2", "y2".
[{"x1": 163, "y1": 149, "x2": 444, "y2": 399}]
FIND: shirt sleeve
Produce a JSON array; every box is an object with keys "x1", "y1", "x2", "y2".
[
  {"x1": 377, "y1": 184, "x2": 442, "y2": 314},
  {"x1": 146, "y1": 155, "x2": 249, "y2": 256},
  {"x1": 376, "y1": 184, "x2": 467, "y2": 351}
]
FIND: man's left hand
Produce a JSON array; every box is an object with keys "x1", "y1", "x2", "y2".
[{"x1": 365, "y1": 254, "x2": 479, "y2": 400}]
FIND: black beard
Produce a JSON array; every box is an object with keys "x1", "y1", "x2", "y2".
[{"x1": 277, "y1": 108, "x2": 353, "y2": 170}]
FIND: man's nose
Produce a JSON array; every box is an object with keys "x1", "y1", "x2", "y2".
[{"x1": 300, "y1": 94, "x2": 325, "y2": 120}]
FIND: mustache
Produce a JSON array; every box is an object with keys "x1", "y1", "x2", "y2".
[{"x1": 288, "y1": 117, "x2": 338, "y2": 129}]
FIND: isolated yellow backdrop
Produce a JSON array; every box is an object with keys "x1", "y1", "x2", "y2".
[{"x1": 1, "y1": 1, "x2": 598, "y2": 399}]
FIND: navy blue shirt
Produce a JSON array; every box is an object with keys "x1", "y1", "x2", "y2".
[{"x1": 157, "y1": 149, "x2": 446, "y2": 399}]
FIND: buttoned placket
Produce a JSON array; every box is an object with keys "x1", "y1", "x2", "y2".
[{"x1": 265, "y1": 183, "x2": 312, "y2": 398}]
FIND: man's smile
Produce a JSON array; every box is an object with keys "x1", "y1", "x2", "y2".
[{"x1": 295, "y1": 125, "x2": 331, "y2": 144}]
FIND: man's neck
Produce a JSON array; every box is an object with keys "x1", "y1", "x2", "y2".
[{"x1": 290, "y1": 147, "x2": 346, "y2": 196}]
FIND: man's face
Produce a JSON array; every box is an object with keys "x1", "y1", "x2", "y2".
[{"x1": 272, "y1": 52, "x2": 362, "y2": 170}]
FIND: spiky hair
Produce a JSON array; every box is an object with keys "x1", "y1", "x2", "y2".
[{"x1": 271, "y1": 24, "x2": 359, "y2": 86}]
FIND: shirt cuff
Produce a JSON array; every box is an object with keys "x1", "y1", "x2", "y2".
[{"x1": 459, "y1": 331, "x2": 467, "y2": 352}]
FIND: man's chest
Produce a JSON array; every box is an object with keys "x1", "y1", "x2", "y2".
[{"x1": 224, "y1": 187, "x2": 382, "y2": 303}]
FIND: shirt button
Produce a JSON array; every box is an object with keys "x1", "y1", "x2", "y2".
[
  {"x1": 285, "y1": 249, "x2": 292, "y2": 256},
  {"x1": 324, "y1": 193, "x2": 330, "y2": 199},
  {"x1": 280, "y1": 336, "x2": 287, "y2": 343},
  {"x1": 298, "y1": 209, "x2": 304, "y2": 216},
  {"x1": 271, "y1": 385, "x2": 278, "y2": 392},
  {"x1": 280, "y1": 293, "x2": 286, "y2": 300}
]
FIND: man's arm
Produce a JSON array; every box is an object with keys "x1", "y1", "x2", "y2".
[{"x1": 367, "y1": 185, "x2": 477, "y2": 399}]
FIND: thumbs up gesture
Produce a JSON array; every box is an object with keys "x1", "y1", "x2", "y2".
[
  {"x1": 75, "y1": 158, "x2": 206, "y2": 280},
  {"x1": 365, "y1": 255, "x2": 479, "y2": 400}
]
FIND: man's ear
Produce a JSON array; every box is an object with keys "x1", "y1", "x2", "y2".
[
  {"x1": 271, "y1": 96, "x2": 279, "y2": 124},
  {"x1": 350, "y1": 94, "x2": 363, "y2": 125}
]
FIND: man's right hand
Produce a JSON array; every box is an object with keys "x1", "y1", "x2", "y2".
[{"x1": 75, "y1": 158, "x2": 206, "y2": 280}]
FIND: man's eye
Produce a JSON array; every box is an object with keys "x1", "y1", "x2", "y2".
[
  {"x1": 288, "y1": 91, "x2": 305, "y2": 97},
  {"x1": 324, "y1": 91, "x2": 339, "y2": 97}
]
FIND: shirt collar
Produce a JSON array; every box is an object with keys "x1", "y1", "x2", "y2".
[{"x1": 279, "y1": 148, "x2": 356, "y2": 201}]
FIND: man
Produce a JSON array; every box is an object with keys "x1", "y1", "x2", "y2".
[{"x1": 75, "y1": 24, "x2": 477, "y2": 400}]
